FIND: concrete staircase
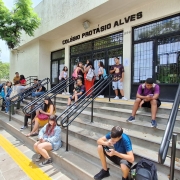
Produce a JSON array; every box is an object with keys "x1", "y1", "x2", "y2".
[{"x1": 0, "y1": 95, "x2": 180, "y2": 180}]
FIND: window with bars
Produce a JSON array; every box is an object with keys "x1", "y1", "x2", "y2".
[{"x1": 70, "y1": 32, "x2": 123, "y2": 56}]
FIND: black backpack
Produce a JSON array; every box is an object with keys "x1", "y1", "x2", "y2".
[{"x1": 130, "y1": 158, "x2": 158, "y2": 180}]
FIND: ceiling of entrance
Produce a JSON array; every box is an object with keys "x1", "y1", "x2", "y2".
[{"x1": 38, "y1": 0, "x2": 153, "y2": 41}]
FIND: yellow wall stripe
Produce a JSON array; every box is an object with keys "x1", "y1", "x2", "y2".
[{"x1": 0, "y1": 135, "x2": 52, "y2": 180}]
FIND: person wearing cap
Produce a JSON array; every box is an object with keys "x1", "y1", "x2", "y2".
[
  {"x1": 13, "y1": 72, "x2": 20, "y2": 84},
  {"x1": 33, "y1": 115, "x2": 61, "y2": 166},
  {"x1": 94, "y1": 126, "x2": 134, "y2": 180}
]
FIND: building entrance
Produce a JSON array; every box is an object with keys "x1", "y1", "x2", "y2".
[
  {"x1": 132, "y1": 14, "x2": 180, "y2": 101},
  {"x1": 70, "y1": 31, "x2": 123, "y2": 97}
]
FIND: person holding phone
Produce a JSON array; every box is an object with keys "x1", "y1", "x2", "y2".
[
  {"x1": 94, "y1": 126, "x2": 134, "y2": 180},
  {"x1": 127, "y1": 78, "x2": 161, "y2": 128},
  {"x1": 33, "y1": 115, "x2": 61, "y2": 166}
]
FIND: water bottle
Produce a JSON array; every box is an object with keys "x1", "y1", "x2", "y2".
[{"x1": 131, "y1": 169, "x2": 136, "y2": 180}]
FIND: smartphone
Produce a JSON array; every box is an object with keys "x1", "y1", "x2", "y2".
[
  {"x1": 104, "y1": 146, "x2": 111, "y2": 152},
  {"x1": 149, "y1": 94, "x2": 153, "y2": 97}
]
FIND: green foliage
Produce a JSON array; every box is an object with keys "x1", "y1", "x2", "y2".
[
  {"x1": 0, "y1": 0, "x2": 40, "y2": 49},
  {"x1": 0, "y1": 61, "x2": 9, "y2": 80}
]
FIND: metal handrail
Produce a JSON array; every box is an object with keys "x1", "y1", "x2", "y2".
[
  {"x1": 158, "y1": 83, "x2": 180, "y2": 180},
  {"x1": 5, "y1": 78, "x2": 50, "y2": 107},
  {"x1": 22, "y1": 77, "x2": 74, "y2": 115},
  {"x1": 55, "y1": 75, "x2": 113, "y2": 151},
  {"x1": 25, "y1": 76, "x2": 38, "y2": 86}
]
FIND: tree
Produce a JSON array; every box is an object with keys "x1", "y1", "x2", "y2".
[
  {"x1": 0, "y1": 61, "x2": 9, "y2": 80},
  {"x1": 0, "y1": 0, "x2": 40, "y2": 49}
]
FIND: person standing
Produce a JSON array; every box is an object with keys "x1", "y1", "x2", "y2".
[
  {"x1": 13, "y1": 72, "x2": 20, "y2": 84},
  {"x1": 97, "y1": 61, "x2": 106, "y2": 98},
  {"x1": 59, "y1": 66, "x2": 69, "y2": 94},
  {"x1": 110, "y1": 57, "x2": 127, "y2": 100}
]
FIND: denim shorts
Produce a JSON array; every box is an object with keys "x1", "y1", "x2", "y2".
[{"x1": 112, "y1": 81, "x2": 123, "y2": 90}]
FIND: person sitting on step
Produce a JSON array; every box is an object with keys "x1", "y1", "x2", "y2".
[
  {"x1": 26, "y1": 96, "x2": 55, "y2": 137},
  {"x1": 127, "y1": 78, "x2": 161, "y2": 128},
  {"x1": 94, "y1": 126, "x2": 134, "y2": 180},
  {"x1": 34, "y1": 115, "x2": 61, "y2": 166},
  {"x1": 66, "y1": 78, "x2": 85, "y2": 110}
]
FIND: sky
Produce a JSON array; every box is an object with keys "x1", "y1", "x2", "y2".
[{"x1": 0, "y1": 0, "x2": 42, "y2": 63}]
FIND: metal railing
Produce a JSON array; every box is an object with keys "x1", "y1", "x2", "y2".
[
  {"x1": 56, "y1": 75, "x2": 113, "y2": 151},
  {"x1": 26, "y1": 76, "x2": 38, "y2": 86},
  {"x1": 158, "y1": 83, "x2": 180, "y2": 180},
  {"x1": 6, "y1": 78, "x2": 50, "y2": 121},
  {"x1": 22, "y1": 77, "x2": 75, "y2": 130}
]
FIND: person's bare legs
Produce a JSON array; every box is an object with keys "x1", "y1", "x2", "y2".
[
  {"x1": 67, "y1": 97, "x2": 73, "y2": 106},
  {"x1": 121, "y1": 164, "x2": 130, "y2": 179},
  {"x1": 132, "y1": 98, "x2": 141, "y2": 117},
  {"x1": 120, "y1": 89, "x2": 124, "y2": 96},
  {"x1": 34, "y1": 141, "x2": 41, "y2": 153},
  {"x1": 74, "y1": 95, "x2": 78, "y2": 103},
  {"x1": 26, "y1": 118, "x2": 39, "y2": 136},
  {"x1": 115, "y1": 90, "x2": 118, "y2": 96},
  {"x1": 36, "y1": 142, "x2": 52, "y2": 159},
  {"x1": 97, "y1": 145, "x2": 108, "y2": 171},
  {"x1": 150, "y1": 99, "x2": 158, "y2": 120}
]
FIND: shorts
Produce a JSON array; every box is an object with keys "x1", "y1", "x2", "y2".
[
  {"x1": 70, "y1": 94, "x2": 83, "y2": 101},
  {"x1": 142, "y1": 99, "x2": 161, "y2": 108},
  {"x1": 103, "y1": 146, "x2": 132, "y2": 169},
  {"x1": 112, "y1": 81, "x2": 123, "y2": 90}
]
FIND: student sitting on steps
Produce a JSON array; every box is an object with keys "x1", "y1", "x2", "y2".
[
  {"x1": 94, "y1": 126, "x2": 134, "y2": 180},
  {"x1": 34, "y1": 115, "x2": 61, "y2": 166},
  {"x1": 127, "y1": 78, "x2": 161, "y2": 128}
]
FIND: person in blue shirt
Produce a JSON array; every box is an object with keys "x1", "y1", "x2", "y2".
[{"x1": 94, "y1": 126, "x2": 134, "y2": 180}]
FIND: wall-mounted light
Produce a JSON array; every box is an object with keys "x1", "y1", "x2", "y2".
[{"x1": 83, "y1": 20, "x2": 90, "y2": 30}]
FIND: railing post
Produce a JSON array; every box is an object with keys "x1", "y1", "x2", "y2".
[
  {"x1": 109, "y1": 81, "x2": 111, "y2": 102},
  {"x1": 46, "y1": 78, "x2": 48, "y2": 91},
  {"x1": 31, "y1": 112, "x2": 33, "y2": 131},
  {"x1": 9, "y1": 101, "x2": 11, "y2": 121},
  {"x1": 91, "y1": 93, "x2": 94, "y2": 123},
  {"x1": 17, "y1": 101, "x2": 20, "y2": 109},
  {"x1": 30, "y1": 77, "x2": 32, "y2": 87},
  {"x1": 66, "y1": 116, "x2": 69, "y2": 151},
  {"x1": 54, "y1": 96, "x2": 56, "y2": 106},
  {"x1": 170, "y1": 133, "x2": 177, "y2": 180}
]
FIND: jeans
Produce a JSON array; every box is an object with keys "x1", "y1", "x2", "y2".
[
  {"x1": 32, "y1": 91, "x2": 45, "y2": 97},
  {"x1": 5, "y1": 98, "x2": 10, "y2": 112},
  {"x1": 24, "y1": 111, "x2": 36, "y2": 126}
]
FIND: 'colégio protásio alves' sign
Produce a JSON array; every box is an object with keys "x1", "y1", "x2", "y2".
[{"x1": 62, "y1": 11, "x2": 143, "y2": 45}]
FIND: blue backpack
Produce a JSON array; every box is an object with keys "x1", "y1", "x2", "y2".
[{"x1": 103, "y1": 69, "x2": 107, "y2": 79}]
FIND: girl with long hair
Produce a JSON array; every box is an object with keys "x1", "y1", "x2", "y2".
[
  {"x1": 34, "y1": 115, "x2": 61, "y2": 166},
  {"x1": 19, "y1": 75, "x2": 26, "y2": 86},
  {"x1": 26, "y1": 96, "x2": 55, "y2": 137},
  {"x1": 59, "y1": 66, "x2": 69, "y2": 94}
]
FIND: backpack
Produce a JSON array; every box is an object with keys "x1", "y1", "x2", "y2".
[
  {"x1": 130, "y1": 158, "x2": 158, "y2": 180},
  {"x1": 103, "y1": 68, "x2": 107, "y2": 79},
  {"x1": 86, "y1": 68, "x2": 94, "y2": 81},
  {"x1": 72, "y1": 68, "x2": 78, "y2": 79}
]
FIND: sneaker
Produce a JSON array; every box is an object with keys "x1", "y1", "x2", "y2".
[
  {"x1": 62, "y1": 92, "x2": 66, "y2": 95},
  {"x1": 71, "y1": 105, "x2": 77, "y2": 110},
  {"x1": 66, "y1": 92, "x2": 70, "y2": 95},
  {"x1": 122, "y1": 97, "x2": 128, "y2": 101},
  {"x1": 151, "y1": 120, "x2": 157, "y2": 128},
  {"x1": 94, "y1": 168, "x2": 110, "y2": 180},
  {"x1": 39, "y1": 157, "x2": 52, "y2": 166},
  {"x1": 114, "y1": 96, "x2": 119, "y2": 100},
  {"x1": 98, "y1": 95, "x2": 104, "y2": 98},
  {"x1": 127, "y1": 116, "x2": 135, "y2": 122},
  {"x1": 20, "y1": 126, "x2": 27, "y2": 131},
  {"x1": 5, "y1": 111, "x2": 8, "y2": 114},
  {"x1": 35, "y1": 154, "x2": 42, "y2": 162}
]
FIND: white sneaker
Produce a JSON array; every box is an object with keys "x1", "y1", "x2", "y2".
[
  {"x1": 114, "y1": 96, "x2": 119, "y2": 100},
  {"x1": 66, "y1": 92, "x2": 70, "y2": 95},
  {"x1": 98, "y1": 95, "x2": 104, "y2": 98},
  {"x1": 62, "y1": 92, "x2": 66, "y2": 95},
  {"x1": 122, "y1": 97, "x2": 128, "y2": 101}
]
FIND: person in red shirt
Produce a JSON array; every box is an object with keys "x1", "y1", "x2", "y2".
[{"x1": 19, "y1": 75, "x2": 26, "y2": 86}]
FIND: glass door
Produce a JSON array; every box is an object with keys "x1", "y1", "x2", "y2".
[{"x1": 51, "y1": 60, "x2": 59, "y2": 85}]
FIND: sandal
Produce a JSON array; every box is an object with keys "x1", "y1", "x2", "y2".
[{"x1": 30, "y1": 132, "x2": 39, "y2": 137}]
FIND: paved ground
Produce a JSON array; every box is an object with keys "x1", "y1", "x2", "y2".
[{"x1": 0, "y1": 127, "x2": 72, "y2": 180}]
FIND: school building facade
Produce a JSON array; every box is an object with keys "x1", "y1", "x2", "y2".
[{"x1": 10, "y1": 0, "x2": 180, "y2": 101}]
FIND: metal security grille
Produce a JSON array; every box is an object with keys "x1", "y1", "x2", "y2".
[
  {"x1": 70, "y1": 32, "x2": 123, "y2": 56},
  {"x1": 157, "y1": 36, "x2": 180, "y2": 83},
  {"x1": 134, "y1": 16, "x2": 180, "y2": 41}
]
